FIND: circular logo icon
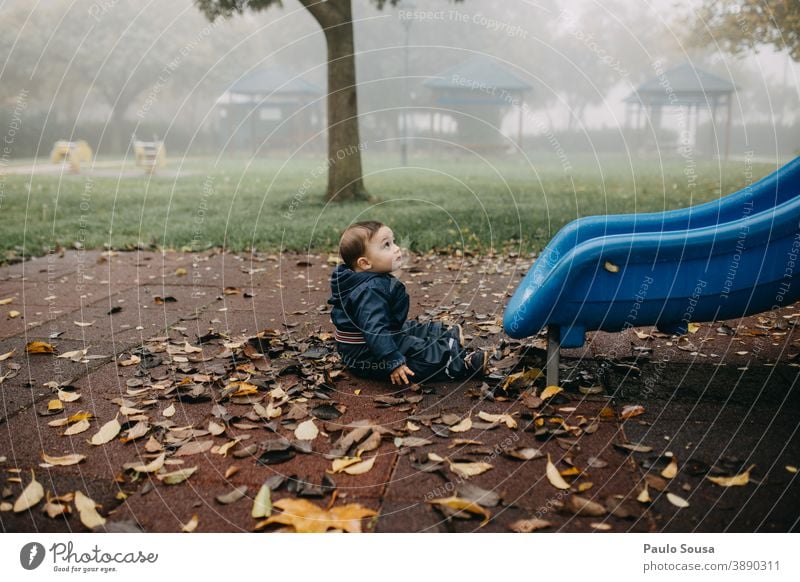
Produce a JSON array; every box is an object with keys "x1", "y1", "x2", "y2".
[{"x1": 20, "y1": 542, "x2": 46, "y2": 570}]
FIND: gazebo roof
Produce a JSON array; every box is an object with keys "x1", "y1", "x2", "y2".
[
  {"x1": 424, "y1": 55, "x2": 532, "y2": 92},
  {"x1": 227, "y1": 65, "x2": 322, "y2": 96},
  {"x1": 625, "y1": 63, "x2": 737, "y2": 104}
]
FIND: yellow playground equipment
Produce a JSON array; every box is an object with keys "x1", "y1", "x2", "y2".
[
  {"x1": 50, "y1": 140, "x2": 93, "y2": 171},
  {"x1": 132, "y1": 138, "x2": 166, "y2": 173}
]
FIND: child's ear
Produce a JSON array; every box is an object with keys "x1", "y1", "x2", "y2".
[{"x1": 356, "y1": 256, "x2": 371, "y2": 271}]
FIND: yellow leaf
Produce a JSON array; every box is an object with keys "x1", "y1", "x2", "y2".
[
  {"x1": 294, "y1": 419, "x2": 318, "y2": 441},
  {"x1": 41, "y1": 452, "x2": 85, "y2": 467},
  {"x1": 0, "y1": 349, "x2": 15, "y2": 361},
  {"x1": 637, "y1": 484, "x2": 652, "y2": 504},
  {"x1": 343, "y1": 456, "x2": 376, "y2": 475},
  {"x1": 181, "y1": 514, "x2": 199, "y2": 532},
  {"x1": 477, "y1": 411, "x2": 517, "y2": 429},
  {"x1": 174, "y1": 267, "x2": 188, "y2": 277},
  {"x1": 449, "y1": 461, "x2": 493, "y2": 479},
  {"x1": 786, "y1": 465, "x2": 797, "y2": 474},
  {"x1": 74, "y1": 491, "x2": 106, "y2": 529},
  {"x1": 63, "y1": 419, "x2": 91, "y2": 436},
  {"x1": 620, "y1": 404, "x2": 645, "y2": 419},
  {"x1": 48, "y1": 399, "x2": 64, "y2": 412},
  {"x1": 706, "y1": 464, "x2": 755, "y2": 487},
  {"x1": 604, "y1": 260, "x2": 620, "y2": 273},
  {"x1": 13, "y1": 471, "x2": 44, "y2": 512},
  {"x1": 449, "y1": 417, "x2": 473, "y2": 433},
  {"x1": 428, "y1": 496, "x2": 490, "y2": 525},
  {"x1": 546, "y1": 454, "x2": 570, "y2": 490},
  {"x1": 8, "y1": 310, "x2": 20, "y2": 318},
  {"x1": 254, "y1": 498, "x2": 376, "y2": 533},
  {"x1": 540, "y1": 385, "x2": 563, "y2": 400},
  {"x1": 502, "y1": 368, "x2": 542, "y2": 390},
  {"x1": 666, "y1": 492, "x2": 689, "y2": 508},
  {"x1": 687, "y1": 322, "x2": 700, "y2": 334},
  {"x1": 252, "y1": 484, "x2": 272, "y2": 519},
  {"x1": 0, "y1": 297, "x2": 13, "y2": 305},
  {"x1": 129, "y1": 453, "x2": 166, "y2": 473},
  {"x1": 26, "y1": 341, "x2": 55, "y2": 354},
  {"x1": 157, "y1": 466, "x2": 198, "y2": 485},
  {"x1": 661, "y1": 457, "x2": 678, "y2": 479},
  {"x1": 90, "y1": 416, "x2": 121, "y2": 445},
  {"x1": 330, "y1": 457, "x2": 363, "y2": 473}
]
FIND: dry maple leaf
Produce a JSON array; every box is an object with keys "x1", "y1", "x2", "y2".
[{"x1": 254, "y1": 498, "x2": 376, "y2": 533}]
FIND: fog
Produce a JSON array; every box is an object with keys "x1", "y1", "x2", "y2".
[{"x1": 1, "y1": 0, "x2": 797, "y2": 162}]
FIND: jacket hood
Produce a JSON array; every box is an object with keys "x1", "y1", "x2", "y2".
[{"x1": 329, "y1": 263, "x2": 380, "y2": 304}]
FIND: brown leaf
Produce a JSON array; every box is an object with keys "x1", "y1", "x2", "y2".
[
  {"x1": 26, "y1": 341, "x2": 55, "y2": 354},
  {"x1": 428, "y1": 497, "x2": 490, "y2": 525},
  {"x1": 157, "y1": 466, "x2": 198, "y2": 485},
  {"x1": 540, "y1": 385, "x2": 563, "y2": 400},
  {"x1": 216, "y1": 485, "x2": 248, "y2": 505},
  {"x1": 175, "y1": 440, "x2": 214, "y2": 456},
  {"x1": 620, "y1": 404, "x2": 645, "y2": 420},
  {"x1": 564, "y1": 495, "x2": 607, "y2": 517},
  {"x1": 254, "y1": 498, "x2": 376, "y2": 533},
  {"x1": 449, "y1": 416, "x2": 473, "y2": 433}
]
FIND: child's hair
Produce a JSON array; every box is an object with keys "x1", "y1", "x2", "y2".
[{"x1": 339, "y1": 220, "x2": 385, "y2": 269}]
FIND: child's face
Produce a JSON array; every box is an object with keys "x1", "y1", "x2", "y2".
[{"x1": 357, "y1": 225, "x2": 402, "y2": 273}]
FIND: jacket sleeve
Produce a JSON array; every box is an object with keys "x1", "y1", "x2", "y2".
[{"x1": 351, "y1": 284, "x2": 406, "y2": 372}]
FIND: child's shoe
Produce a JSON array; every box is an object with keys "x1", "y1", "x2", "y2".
[{"x1": 465, "y1": 350, "x2": 489, "y2": 377}]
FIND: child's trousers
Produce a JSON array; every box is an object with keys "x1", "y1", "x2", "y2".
[{"x1": 337, "y1": 320, "x2": 468, "y2": 382}]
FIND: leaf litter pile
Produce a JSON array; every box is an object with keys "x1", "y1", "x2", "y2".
[{"x1": 2, "y1": 258, "x2": 794, "y2": 532}]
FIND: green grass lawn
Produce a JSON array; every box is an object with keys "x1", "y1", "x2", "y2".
[{"x1": 0, "y1": 153, "x2": 778, "y2": 260}]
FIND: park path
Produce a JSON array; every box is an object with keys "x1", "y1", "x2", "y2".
[{"x1": 0, "y1": 249, "x2": 798, "y2": 532}]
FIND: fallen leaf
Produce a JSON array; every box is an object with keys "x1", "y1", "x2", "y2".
[
  {"x1": 216, "y1": 486, "x2": 248, "y2": 505},
  {"x1": 661, "y1": 457, "x2": 678, "y2": 479},
  {"x1": 294, "y1": 419, "x2": 319, "y2": 441},
  {"x1": 540, "y1": 385, "x2": 563, "y2": 400},
  {"x1": 637, "y1": 485, "x2": 652, "y2": 504},
  {"x1": 613, "y1": 442, "x2": 653, "y2": 453},
  {"x1": 620, "y1": 405, "x2": 645, "y2": 420},
  {"x1": 590, "y1": 522, "x2": 612, "y2": 531},
  {"x1": 57, "y1": 349, "x2": 88, "y2": 362},
  {"x1": 181, "y1": 514, "x2": 199, "y2": 532},
  {"x1": 0, "y1": 297, "x2": 13, "y2": 305},
  {"x1": 342, "y1": 456, "x2": 376, "y2": 475},
  {"x1": 175, "y1": 440, "x2": 214, "y2": 456},
  {"x1": 604, "y1": 260, "x2": 620, "y2": 273},
  {"x1": 8, "y1": 310, "x2": 20, "y2": 318},
  {"x1": 428, "y1": 496, "x2": 490, "y2": 525},
  {"x1": 157, "y1": 466, "x2": 198, "y2": 485},
  {"x1": 252, "y1": 483, "x2": 272, "y2": 518},
  {"x1": 565, "y1": 495, "x2": 606, "y2": 516},
  {"x1": 0, "y1": 350, "x2": 15, "y2": 361},
  {"x1": 449, "y1": 461, "x2": 493, "y2": 479},
  {"x1": 706, "y1": 464, "x2": 755, "y2": 487},
  {"x1": 162, "y1": 404, "x2": 176, "y2": 418},
  {"x1": 254, "y1": 498, "x2": 376, "y2": 533},
  {"x1": 666, "y1": 492, "x2": 689, "y2": 508},
  {"x1": 74, "y1": 491, "x2": 106, "y2": 529},
  {"x1": 26, "y1": 341, "x2": 55, "y2": 354},
  {"x1": 449, "y1": 417, "x2": 473, "y2": 433},
  {"x1": 509, "y1": 518, "x2": 551, "y2": 533},
  {"x1": 786, "y1": 465, "x2": 797, "y2": 474},
  {"x1": 57, "y1": 390, "x2": 81, "y2": 403},
  {"x1": 41, "y1": 452, "x2": 85, "y2": 467},
  {"x1": 13, "y1": 471, "x2": 44, "y2": 512},
  {"x1": 546, "y1": 454, "x2": 570, "y2": 490},
  {"x1": 90, "y1": 416, "x2": 121, "y2": 445},
  {"x1": 73, "y1": 321, "x2": 95, "y2": 327},
  {"x1": 63, "y1": 419, "x2": 91, "y2": 436},
  {"x1": 477, "y1": 411, "x2": 518, "y2": 429},
  {"x1": 687, "y1": 322, "x2": 700, "y2": 334},
  {"x1": 129, "y1": 453, "x2": 166, "y2": 473}
]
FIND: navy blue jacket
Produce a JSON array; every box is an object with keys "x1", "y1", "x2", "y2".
[{"x1": 328, "y1": 263, "x2": 409, "y2": 370}]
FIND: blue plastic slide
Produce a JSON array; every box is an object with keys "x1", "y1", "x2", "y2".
[{"x1": 503, "y1": 157, "x2": 800, "y2": 382}]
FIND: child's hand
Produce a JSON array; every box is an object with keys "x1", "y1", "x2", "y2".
[{"x1": 389, "y1": 364, "x2": 415, "y2": 385}]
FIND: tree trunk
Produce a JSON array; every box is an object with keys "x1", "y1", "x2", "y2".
[{"x1": 304, "y1": 0, "x2": 368, "y2": 202}]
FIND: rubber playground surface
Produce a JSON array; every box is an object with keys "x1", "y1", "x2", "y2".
[{"x1": 0, "y1": 249, "x2": 798, "y2": 532}]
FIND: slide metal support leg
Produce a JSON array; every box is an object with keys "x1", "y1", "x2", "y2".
[{"x1": 546, "y1": 325, "x2": 560, "y2": 387}]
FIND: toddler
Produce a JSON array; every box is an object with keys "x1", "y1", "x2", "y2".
[{"x1": 328, "y1": 220, "x2": 488, "y2": 385}]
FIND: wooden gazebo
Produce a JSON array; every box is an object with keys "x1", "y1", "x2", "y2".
[
  {"x1": 625, "y1": 63, "x2": 737, "y2": 159},
  {"x1": 216, "y1": 66, "x2": 323, "y2": 152},
  {"x1": 424, "y1": 55, "x2": 532, "y2": 151}
]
